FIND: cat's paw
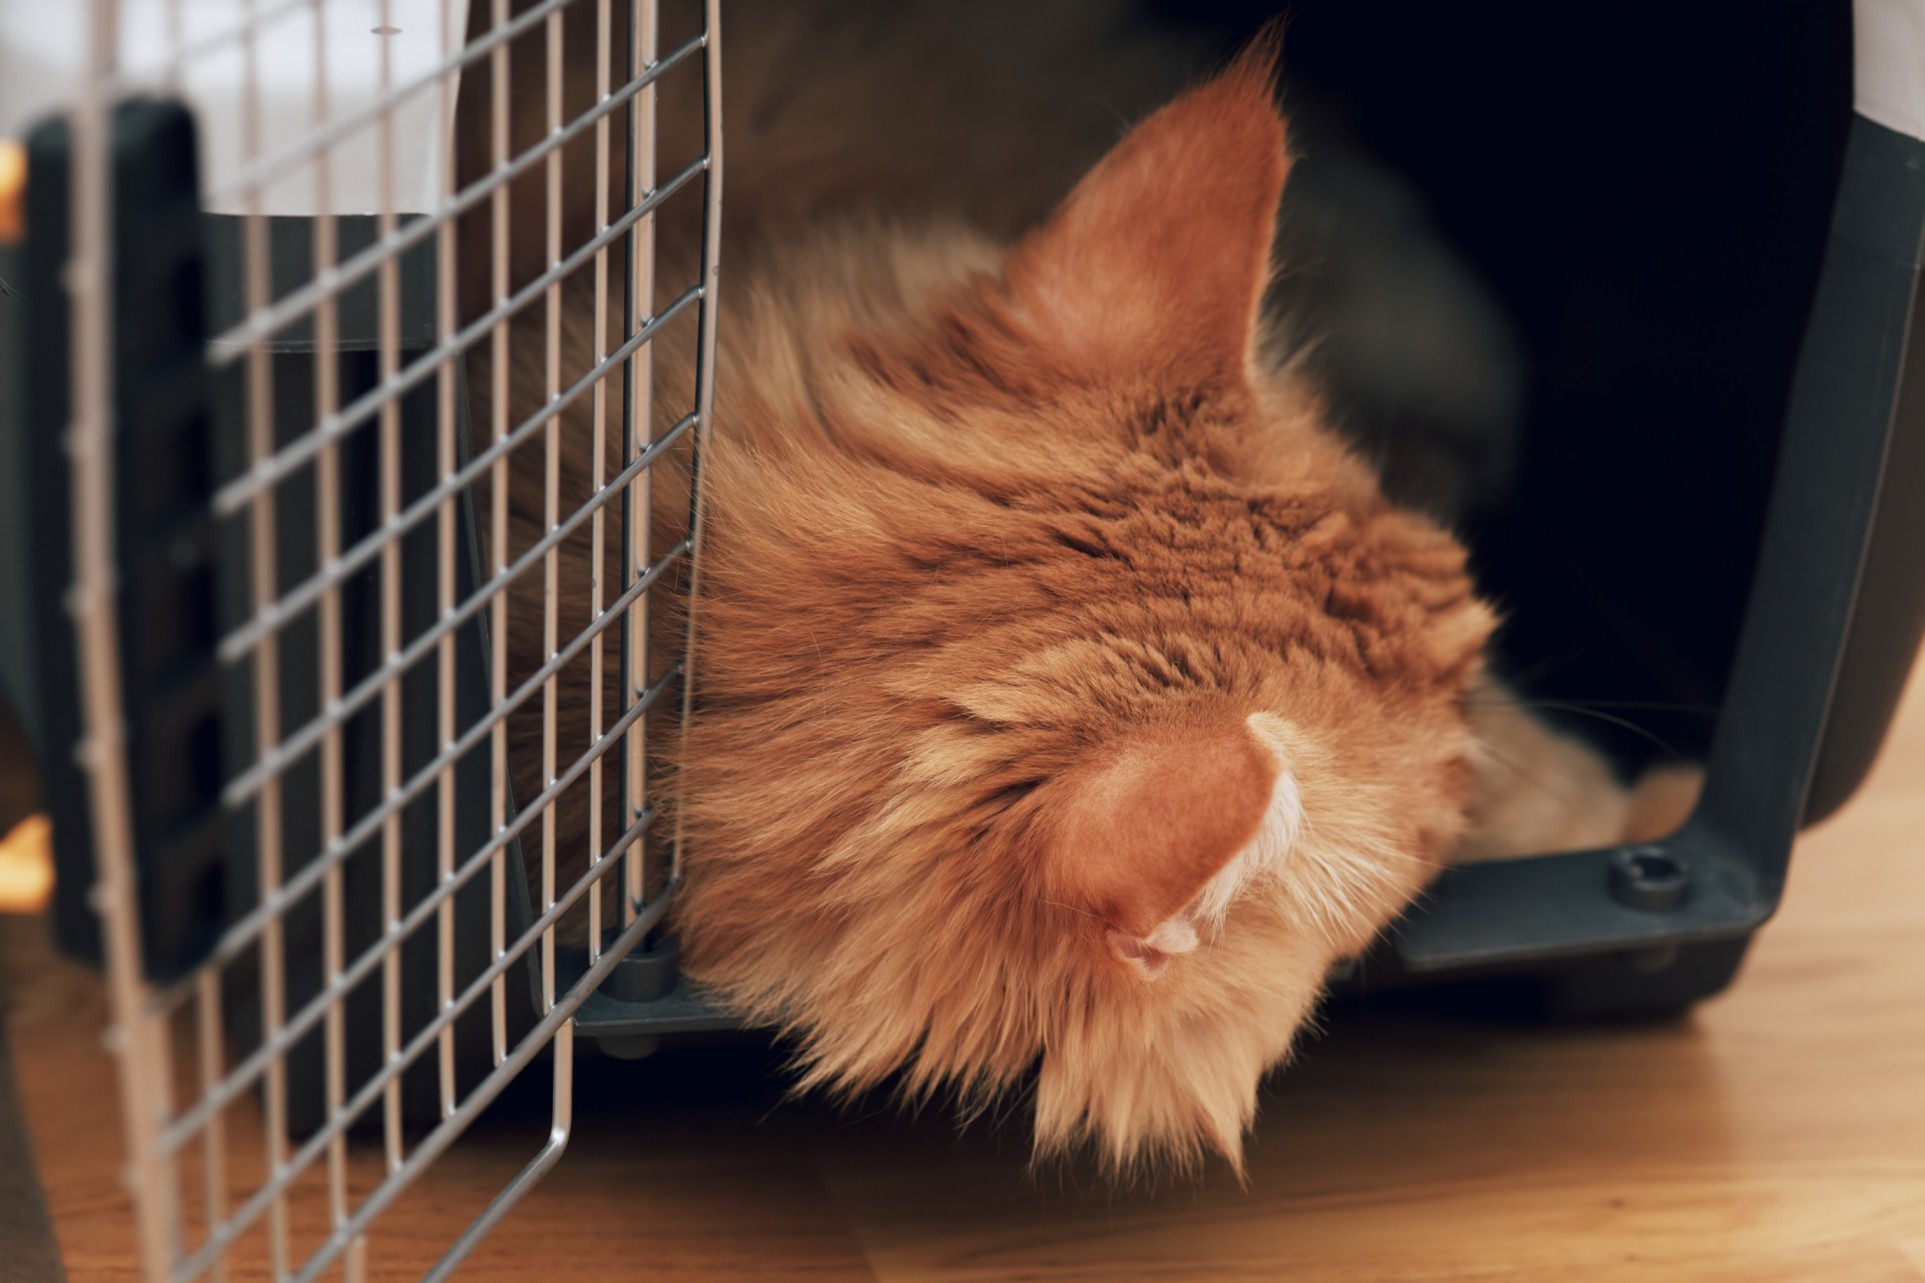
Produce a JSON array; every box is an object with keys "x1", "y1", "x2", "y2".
[{"x1": 1623, "y1": 763, "x2": 1705, "y2": 845}]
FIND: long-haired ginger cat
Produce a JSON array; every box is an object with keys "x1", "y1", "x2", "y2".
[{"x1": 466, "y1": 2, "x2": 1693, "y2": 1176}]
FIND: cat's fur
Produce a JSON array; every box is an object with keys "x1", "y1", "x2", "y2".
[{"x1": 466, "y1": 2, "x2": 1694, "y2": 1175}]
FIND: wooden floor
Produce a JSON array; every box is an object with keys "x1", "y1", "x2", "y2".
[{"x1": 6, "y1": 672, "x2": 1925, "y2": 1282}]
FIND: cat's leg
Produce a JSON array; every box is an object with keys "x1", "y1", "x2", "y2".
[
  {"x1": 1458, "y1": 673, "x2": 1703, "y2": 862},
  {"x1": 1623, "y1": 761, "x2": 1705, "y2": 844}
]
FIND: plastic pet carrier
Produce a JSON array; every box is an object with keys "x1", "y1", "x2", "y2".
[{"x1": 0, "y1": 1, "x2": 1920, "y2": 1279}]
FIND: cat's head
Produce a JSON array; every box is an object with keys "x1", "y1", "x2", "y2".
[{"x1": 678, "y1": 44, "x2": 1495, "y2": 1177}]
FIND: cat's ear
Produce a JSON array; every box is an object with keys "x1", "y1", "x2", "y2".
[
  {"x1": 1004, "y1": 42, "x2": 1288, "y2": 383},
  {"x1": 1046, "y1": 713, "x2": 1292, "y2": 979}
]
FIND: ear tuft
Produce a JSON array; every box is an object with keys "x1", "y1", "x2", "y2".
[
  {"x1": 1005, "y1": 39, "x2": 1290, "y2": 381},
  {"x1": 1106, "y1": 918, "x2": 1203, "y2": 980}
]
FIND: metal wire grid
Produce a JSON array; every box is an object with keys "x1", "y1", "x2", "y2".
[{"x1": 62, "y1": 1, "x2": 723, "y2": 1279}]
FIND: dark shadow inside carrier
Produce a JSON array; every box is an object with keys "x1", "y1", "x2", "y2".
[{"x1": 1208, "y1": 0, "x2": 1856, "y2": 786}]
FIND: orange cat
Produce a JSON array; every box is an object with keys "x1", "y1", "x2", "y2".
[
  {"x1": 674, "y1": 49, "x2": 1499, "y2": 1172},
  {"x1": 470, "y1": 7, "x2": 1692, "y2": 1176}
]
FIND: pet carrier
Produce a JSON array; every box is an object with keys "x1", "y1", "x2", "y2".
[{"x1": 0, "y1": 0, "x2": 1921, "y2": 1279}]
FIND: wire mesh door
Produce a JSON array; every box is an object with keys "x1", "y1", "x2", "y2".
[{"x1": 4, "y1": 0, "x2": 723, "y2": 1278}]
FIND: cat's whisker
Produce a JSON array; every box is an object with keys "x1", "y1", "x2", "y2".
[
  {"x1": 1509, "y1": 700, "x2": 1687, "y2": 758},
  {"x1": 1042, "y1": 899, "x2": 1110, "y2": 925},
  {"x1": 1466, "y1": 694, "x2": 1717, "y2": 716},
  {"x1": 1474, "y1": 741, "x2": 1593, "y2": 816},
  {"x1": 1490, "y1": 649, "x2": 1591, "y2": 690}
]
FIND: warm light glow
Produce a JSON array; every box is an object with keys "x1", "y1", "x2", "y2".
[{"x1": 0, "y1": 812, "x2": 53, "y2": 915}]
